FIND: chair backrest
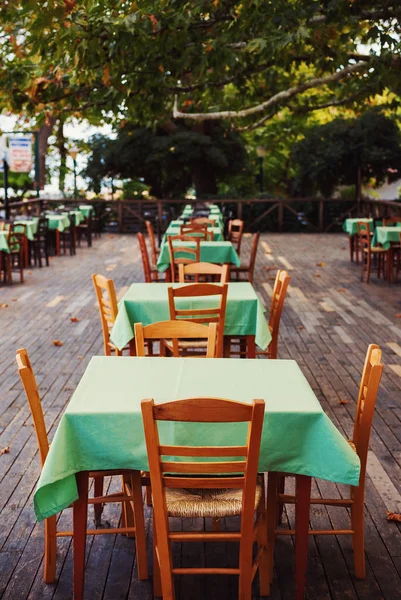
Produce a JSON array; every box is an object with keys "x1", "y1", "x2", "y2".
[
  {"x1": 228, "y1": 219, "x2": 244, "y2": 254},
  {"x1": 168, "y1": 282, "x2": 228, "y2": 357},
  {"x1": 190, "y1": 218, "x2": 215, "y2": 226},
  {"x1": 382, "y1": 217, "x2": 401, "y2": 226},
  {"x1": 178, "y1": 262, "x2": 230, "y2": 283},
  {"x1": 179, "y1": 225, "x2": 209, "y2": 241},
  {"x1": 247, "y1": 232, "x2": 260, "y2": 285},
  {"x1": 141, "y1": 396, "x2": 265, "y2": 558},
  {"x1": 134, "y1": 320, "x2": 217, "y2": 358},
  {"x1": 357, "y1": 221, "x2": 371, "y2": 250},
  {"x1": 92, "y1": 273, "x2": 119, "y2": 356},
  {"x1": 16, "y1": 349, "x2": 49, "y2": 467},
  {"x1": 37, "y1": 217, "x2": 48, "y2": 236},
  {"x1": 8, "y1": 223, "x2": 25, "y2": 253},
  {"x1": 145, "y1": 220, "x2": 158, "y2": 267},
  {"x1": 167, "y1": 235, "x2": 201, "y2": 282},
  {"x1": 268, "y1": 270, "x2": 290, "y2": 359},
  {"x1": 353, "y1": 344, "x2": 383, "y2": 484},
  {"x1": 137, "y1": 232, "x2": 153, "y2": 283}
]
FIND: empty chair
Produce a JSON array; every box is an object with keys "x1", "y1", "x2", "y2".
[
  {"x1": 178, "y1": 262, "x2": 230, "y2": 283},
  {"x1": 16, "y1": 348, "x2": 148, "y2": 586},
  {"x1": 228, "y1": 219, "x2": 244, "y2": 255},
  {"x1": 31, "y1": 217, "x2": 49, "y2": 267},
  {"x1": 145, "y1": 220, "x2": 159, "y2": 269},
  {"x1": 179, "y1": 225, "x2": 211, "y2": 240},
  {"x1": 134, "y1": 320, "x2": 217, "y2": 357},
  {"x1": 77, "y1": 213, "x2": 92, "y2": 247},
  {"x1": 270, "y1": 344, "x2": 383, "y2": 580},
  {"x1": 138, "y1": 232, "x2": 160, "y2": 282},
  {"x1": 190, "y1": 217, "x2": 215, "y2": 226},
  {"x1": 167, "y1": 235, "x2": 200, "y2": 282},
  {"x1": 168, "y1": 282, "x2": 228, "y2": 358},
  {"x1": 357, "y1": 221, "x2": 386, "y2": 283},
  {"x1": 141, "y1": 396, "x2": 268, "y2": 600},
  {"x1": 230, "y1": 232, "x2": 260, "y2": 284},
  {"x1": 382, "y1": 217, "x2": 401, "y2": 226},
  {"x1": 254, "y1": 270, "x2": 290, "y2": 359},
  {"x1": 3, "y1": 224, "x2": 24, "y2": 284},
  {"x1": 92, "y1": 274, "x2": 130, "y2": 355}
]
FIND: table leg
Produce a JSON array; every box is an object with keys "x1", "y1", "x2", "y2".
[
  {"x1": 295, "y1": 475, "x2": 311, "y2": 600},
  {"x1": 55, "y1": 230, "x2": 60, "y2": 256},
  {"x1": 387, "y1": 249, "x2": 393, "y2": 283},
  {"x1": 73, "y1": 471, "x2": 89, "y2": 600},
  {"x1": 246, "y1": 335, "x2": 256, "y2": 358}
]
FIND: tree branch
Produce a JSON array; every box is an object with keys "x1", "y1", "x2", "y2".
[{"x1": 173, "y1": 60, "x2": 369, "y2": 121}]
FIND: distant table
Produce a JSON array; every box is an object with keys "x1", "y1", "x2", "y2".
[
  {"x1": 110, "y1": 281, "x2": 271, "y2": 351},
  {"x1": 157, "y1": 240, "x2": 240, "y2": 272},
  {"x1": 374, "y1": 225, "x2": 401, "y2": 250},
  {"x1": 45, "y1": 214, "x2": 71, "y2": 232},
  {"x1": 13, "y1": 219, "x2": 38, "y2": 241},
  {"x1": 164, "y1": 222, "x2": 224, "y2": 241},
  {"x1": 0, "y1": 231, "x2": 10, "y2": 253},
  {"x1": 343, "y1": 218, "x2": 373, "y2": 236},
  {"x1": 79, "y1": 205, "x2": 94, "y2": 218},
  {"x1": 62, "y1": 210, "x2": 85, "y2": 226}
]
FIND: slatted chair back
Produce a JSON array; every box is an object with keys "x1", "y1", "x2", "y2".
[
  {"x1": 179, "y1": 225, "x2": 209, "y2": 241},
  {"x1": 137, "y1": 232, "x2": 153, "y2": 283},
  {"x1": 178, "y1": 262, "x2": 230, "y2": 283},
  {"x1": 248, "y1": 232, "x2": 260, "y2": 285},
  {"x1": 167, "y1": 235, "x2": 201, "y2": 282},
  {"x1": 268, "y1": 270, "x2": 290, "y2": 359},
  {"x1": 228, "y1": 219, "x2": 244, "y2": 254},
  {"x1": 190, "y1": 218, "x2": 215, "y2": 226},
  {"x1": 357, "y1": 221, "x2": 371, "y2": 251},
  {"x1": 382, "y1": 217, "x2": 401, "y2": 226},
  {"x1": 92, "y1": 273, "x2": 120, "y2": 356},
  {"x1": 141, "y1": 396, "x2": 265, "y2": 597},
  {"x1": 134, "y1": 320, "x2": 217, "y2": 358},
  {"x1": 145, "y1": 220, "x2": 158, "y2": 267},
  {"x1": 353, "y1": 344, "x2": 383, "y2": 483},
  {"x1": 168, "y1": 283, "x2": 228, "y2": 357},
  {"x1": 16, "y1": 348, "x2": 49, "y2": 467}
]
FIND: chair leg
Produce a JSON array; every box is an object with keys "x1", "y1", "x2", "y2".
[
  {"x1": 257, "y1": 484, "x2": 270, "y2": 597},
  {"x1": 44, "y1": 515, "x2": 57, "y2": 583},
  {"x1": 145, "y1": 484, "x2": 152, "y2": 507},
  {"x1": 153, "y1": 524, "x2": 163, "y2": 597},
  {"x1": 238, "y1": 532, "x2": 253, "y2": 600},
  {"x1": 122, "y1": 474, "x2": 136, "y2": 539},
  {"x1": 73, "y1": 471, "x2": 89, "y2": 600},
  {"x1": 351, "y1": 493, "x2": 366, "y2": 579},
  {"x1": 277, "y1": 475, "x2": 285, "y2": 524},
  {"x1": 131, "y1": 470, "x2": 149, "y2": 580},
  {"x1": 93, "y1": 476, "x2": 104, "y2": 525},
  {"x1": 266, "y1": 472, "x2": 279, "y2": 586}
]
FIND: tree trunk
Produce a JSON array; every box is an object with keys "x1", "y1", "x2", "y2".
[
  {"x1": 57, "y1": 118, "x2": 67, "y2": 193},
  {"x1": 38, "y1": 116, "x2": 56, "y2": 190}
]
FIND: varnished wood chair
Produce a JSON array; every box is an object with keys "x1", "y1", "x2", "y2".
[
  {"x1": 141, "y1": 396, "x2": 269, "y2": 600},
  {"x1": 228, "y1": 219, "x2": 244, "y2": 255},
  {"x1": 190, "y1": 217, "x2": 215, "y2": 226},
  {"x1": 138, "y1": 231, "x2": 159, "y2": 282},
  {"x1": 230, "y1": 232, "x2": 260, "y2": 284},
  {"x1": 92, "y1": 273, "x2": 130, "y2": 356},
  {"x1": 357, "y1": 221, "x2": 386, "y2": 284},
  {"x1": 167, "y1": 235, "x2": 201, "y2": 282},
  {"x1": 178, "y1": 262, "x2": 230, "y2": 283},
  {"x1": 382, "y1": 217, "x2": 401, "y2": 226},
  {"x1": 3, "y1": 225, "x2": 25, "y2": 283},
  {"x1": 168, "y1": 282, "x2": 228, "y2": 358},
  {"x1": 271, "y1": 344, "x2": 383, "y2": 580},
  {"x1": 145, "y1": 220, "x2": 159, "y2": 269},
  {"x1": 134, "y1": 320, "x2": 217, "y2": 357},
  {"x1": 16, "y1": 348, "x2": 148, "y2": 586},
  {"x1": 179, "y1": 225, "x2": 211, "y2": 241}
]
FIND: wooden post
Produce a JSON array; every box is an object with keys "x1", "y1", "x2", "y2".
[
  {"x1": 237, "y1": 201, "x2": 243, "y2": 220},
  {"x1": 117, "y1": 201, "x2": 123, "y2": 233},
  {"x1": 319, "y1": 199, "x2": 324, "y2": 232},
  {"x1": 278, "y1": 201, "x2": 284, "y2": 233},
  {"x1": 157, "y1": 200, "x2": 163, "y2": 246}
]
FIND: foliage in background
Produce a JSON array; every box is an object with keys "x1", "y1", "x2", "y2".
[{"x1": 0, "y1": 172, "x2": 33, "y2": 199}]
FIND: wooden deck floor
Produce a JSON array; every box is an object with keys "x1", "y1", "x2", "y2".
[{"x1": 0, "y1": 232, "x2": 401, "y2": 599}]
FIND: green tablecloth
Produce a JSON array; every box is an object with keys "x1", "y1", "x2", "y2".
[
  {"x1": 33, "y1": 356, "x2": 360, "y2": 521},
  {"x1": 61, "y1": 210, "x2": 85, "y2": 226},
  {"x1": 374, "y1": 225, "x2": 401, "y2": 250},
  {"x1": 45, "y1": 214, "x2": 71, "y2": 232},
  {"x1": 343, "y1": 218, "x2": 373, "y2": 236},
  {"x1": 79, "y1": 205, "x2": 94, "y2": 218},
  {"x1": 164, "y1": 223, "x2": 224, "y2": 242},
  {"x1": 110, "y1": 282, "x2": 271, "y2": 351},
  {"x1": 157, "y1": 240, "x2": 240, "y2": 272},
  {"x1": 0, "y1": 231, "x2": 10, "y2": 253},
  {"x1": 13, "y1": 219, "x2": 38, "y2": 241}
]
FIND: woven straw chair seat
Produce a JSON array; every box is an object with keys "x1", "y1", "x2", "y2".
[{"x1": 165, "y1": 476, "x2": 263, "y2": 518}]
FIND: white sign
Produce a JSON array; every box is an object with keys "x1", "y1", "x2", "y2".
[{"x1": 8, "y1": 135, "x2": 32, "y2": 173}]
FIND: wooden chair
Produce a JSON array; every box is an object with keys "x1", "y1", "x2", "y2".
[
  {"x1": 134, "y1": 320, "x2": 217, "y2": 358},
  {"x1": 382, "y1": 217, "x2": 401, "y2": 226},
  {"x1": 92, "y1": 274, "x2": 130, "y2": 356},
  {"x1": 141, "y1": 396, "x2": 269, "y2": 600},
  {"x1": 77, "y1": 214, "x2": 92, "y2": 247},
  {"x1": 167, "y1": 235, "x2": 200, "y2": 282},
  {"x1": 179, "y1": 225, "x2": 211, "y2": 241},
  {"x1": 3, "y1": 225, "x2": 24, "y2": 283},
  {"x1": 230, "y1": 232, "x2": 260, "y2": 284},
  {"x1": 357, "y1": 221, "x2": 386, "y2": 284},
  {"x1": 228, "y1": 219, "x2": 244, "y2": 255},
  {"x1": 178, "y1": 262, "x2": 230, "y2": 283},
  {"x1": 16, "y1": 348, "x2": 148, "y2": 587},
  {"x1": 272, "y1": 344, "x2": 383, "y2": 580},
  {"x1": 168, "y1": 282, "x2": 228, "y2": 358},
  {"x1": 138, "y1": 232, "x2": 159, "y2": 282},
  {"x1": 31, "y1": 217, "x2": 49, "y2": 267},
  {"x1": 190, "y1": 217, "x2": 215, "y2": 226},
  {"x1": 145, "y1": 220, "x2": 159, "y2": 269},
  {"x1": 255, "y1": 270, "x2": 290, "y2": 359}
]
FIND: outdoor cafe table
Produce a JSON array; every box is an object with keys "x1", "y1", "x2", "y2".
[
  {"x1": 45, "y1": 214, "x2": 71, "y2": 232},
  {"x1": 109, "y1": 281, "x2": 271, "y2": 355},
  {"x1": 157, "y1": 240, "x2": 240, "y2": 272},
  {"x1": 62, "y1": 210, "x2": 85, "y2": 226},
  {"x1": 79, "y1": 205, "x2": 94, "y2": 218},
  {"x1": 343, "y1": 217, "x2": 373, "y2": 236},
  {"x1": 0, "y1": 230, "x2": 9, "y2": 253},
  {"x1": 13, "y1": 218, "x2": 38, "y2": 241},
  {"x1": 163, "y1": 221, "x2": 224, "y2": 242},
  {"x1": 33, "y1": 357, "x2": 360, "y2": 599},
  {"x1": 374, "y1": 225, "x2": 401, "y2": 250}
]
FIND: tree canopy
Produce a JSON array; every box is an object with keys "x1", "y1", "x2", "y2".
[{"x1": 1, "y1": 1, "x2": 400, "y2": 129}]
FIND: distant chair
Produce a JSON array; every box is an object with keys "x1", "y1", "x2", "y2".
[
  {"x1": 230, "y1": 232, "x2": 260, "y2": 284},
  {"x1": 167, "y1": 235, "x2": 200, "y2": 282},
  {"x1": 77, "y1": 214, "x2": 92, "y2": 248},
  {"x1": 3, "y1": 224, "x2": 25, "y2": 284},
  {"x1": 137, "y1": 232, "x2": 160, "y2": 282},
  {"x1": 255, "y1": 270, "x2": 290, "y2": 359},
  {"x1": 178, "y1": 262, "x2": 230, "y2": 283},
  {"x1": 357, "y1": 221, "x2": 386, "y2": 284},
  {"x1": 228, "y1": 219, "x2": 244, "y2": 255},
  {"x1": 180, "y1": 225, "x2": 211, "y2": 240},
  {"x1": 92, "y1": 273, "x2": 129, "y2": 356},
  {"x1": 31, "y1": 217, "x2": 49, "y2": 268},
  {"x1": 145, "y1": 220, "x2": 159, "y2": 269},
  {"x1": 382, "y1": 217, "x2": 401, "y2": 226},
  {"x1": 190, "y1": 217, "x2": 215, "y2": 226},
  {"x1": 134, "y1": 320, "x2": 217, "y2": 358}
]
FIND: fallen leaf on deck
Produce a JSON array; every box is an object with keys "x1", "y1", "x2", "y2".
[
  {"x1": 108, "y1": 235, "x2": 115, "y2": 239},
  {"x1": 339, "y1": 399, "x2": 348, "y2": 405},
  {"x1": 77, "y1": 355, "x2": 83, "y2": 359},
  {"x1": 11, "y1": 298, "x2": 17, "y2": 302},
  {"x1": 70, "y1": 317, "x2": 80, "y2": 323},
  {"x1": 316, "y1": 262, "x2": 326, "y2": 267},
  {"x1": 106, "y1": 264, "x2": 116, "y2": 271},
  {"x1": 262, "y1": 266, "x2": 278, "y2": 271},
  {"x1": 297, "y1": 325, "x2": 305, "y2": 330},
  {"x1": 387, "y1": 511, "x2": 401, "y2": 522},
  {"x1": 396, "y1": 314, "x2": 401, "y2": 319},
  {"x1": 27, "y1": 271, "x2": 33, "y2": 274},
  {"x1": 341, "y1": 247, "x2": 346, "y2": 250},
  {"x1": 52, "y1": 340, "x2": 63, "y2": 347},
  {"x1": 267, "y1": 276, "x2": 276, "y2": 281},
  {"x1": 264, "y1": 251, "x2": 272, "y2": 255},
  {"x1": 0, "y1": 304, "x2": 8, "y2": 309},
  {"x1": 0, "y1": 446, "x2": 10, "y2": 456},
  {"x1": 314, "y1": 273, "x2": 321, "y2": 278},
  {"x1": 337, "y1": 288, "x2": 346, "y2": 292}
]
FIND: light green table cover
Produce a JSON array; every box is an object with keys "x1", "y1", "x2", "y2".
[
  {"x1": 79, "y1": 205, "x2": 94, "y2": 218},
  {"x1": 164, "y1": 223, "x2": 224, "y2": 242},
  {"x1": 13, "y1": 219, "x2": 38, "y2": 241},
  {"x1": 374, "y1": 225, "x2": 401, "y2": 250},
  {"x1": 343, "y1": 218, "x2": 373, "y2": 236},
  {"x1": 33, "y1": 356, "x2": 360, "y2": 521},
  {"x1": 157, "y1": 240, "x2": 240, "y2": 272},
  {"x1": 61, "y1": 210, "x2": 85, "y2": 226},
  {"x1": 46, "y1": 214, "x2": 71, "y2": 232},
  {"x1": 0, "y1": 231, "x2": 10, "y2": 253},
  {"x1": 110, "y1": 282, "x2": 271, "y2": 351}
]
